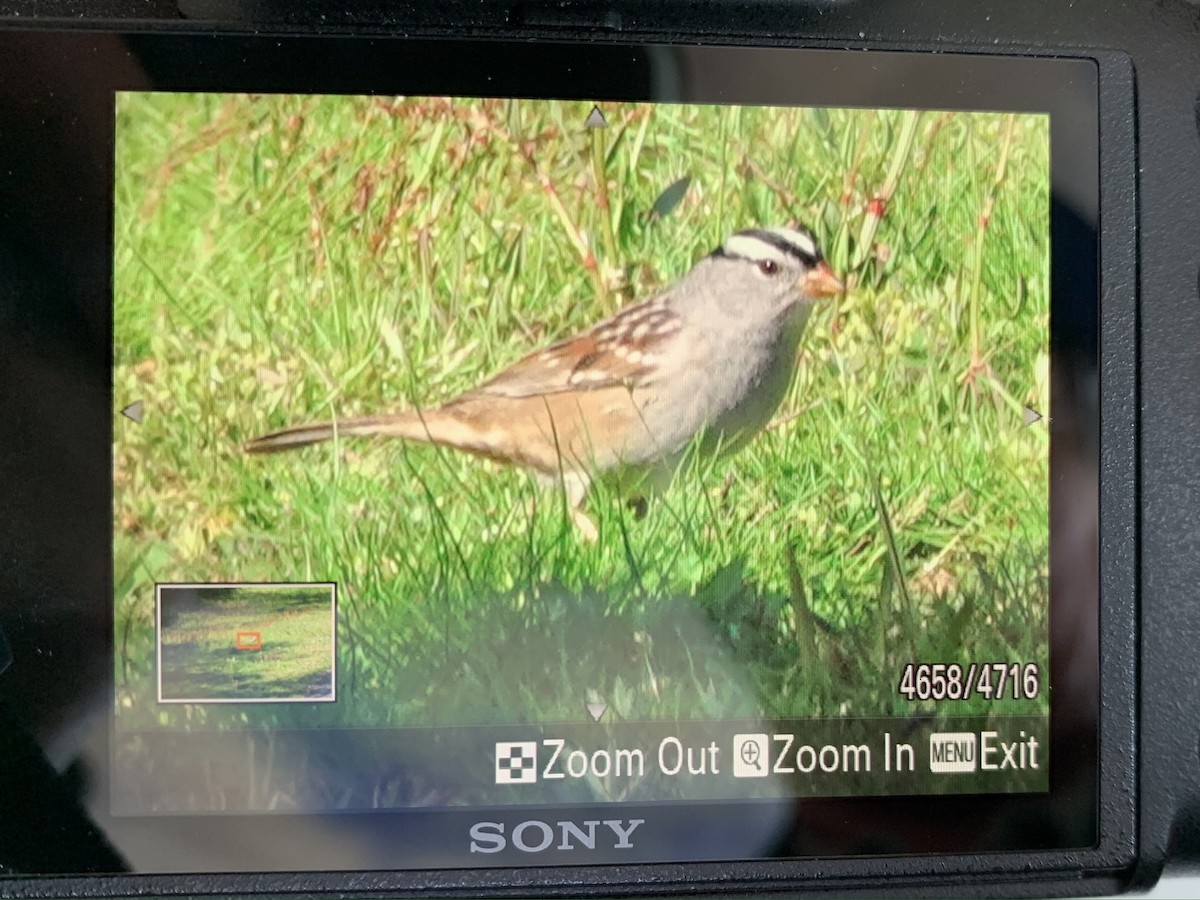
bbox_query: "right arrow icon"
[1022,407,1043,426]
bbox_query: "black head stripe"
[709,225,825,267]
[737,227,822,267]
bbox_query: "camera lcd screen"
[0,33,1101,879]
[115,91,1051,803]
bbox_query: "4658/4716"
[897,662,1041,702]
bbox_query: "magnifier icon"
[733,733,769,778]
[740,738,762,770]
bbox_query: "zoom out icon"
[495,741,539,784]
[733,733,769,778]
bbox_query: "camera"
[0,1,1196,896]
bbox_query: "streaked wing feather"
[467,297,680,399]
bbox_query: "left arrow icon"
[121,401,144,423]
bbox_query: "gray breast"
[702,303,813,454]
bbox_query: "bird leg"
[562,471,598,542]
[571,508,600,543]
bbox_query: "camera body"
[0,1,1197,897]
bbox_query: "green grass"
[158,585,335,701]
[113,94,1050,734]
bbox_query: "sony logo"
[469,818,645,854]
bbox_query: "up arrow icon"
[585,106,608,129]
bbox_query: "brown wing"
[437,385,659,476]
[466,296,681,399]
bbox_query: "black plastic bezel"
[0,24,1137,899]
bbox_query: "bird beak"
[801,261,844,298]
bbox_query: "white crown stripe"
[721,227,821,265]
[722,234,795,266]
[766,226,819,260]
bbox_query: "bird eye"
[757,259,779,276]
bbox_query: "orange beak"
[802,260,844,298]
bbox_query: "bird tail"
[244,411,456,455]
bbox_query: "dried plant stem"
[514,136,607,302]
[964,114,1018,382]
[829,115,875,273]
[590,125,619,276]
[852,110,922,271]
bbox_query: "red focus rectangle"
[235,631,263,651]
